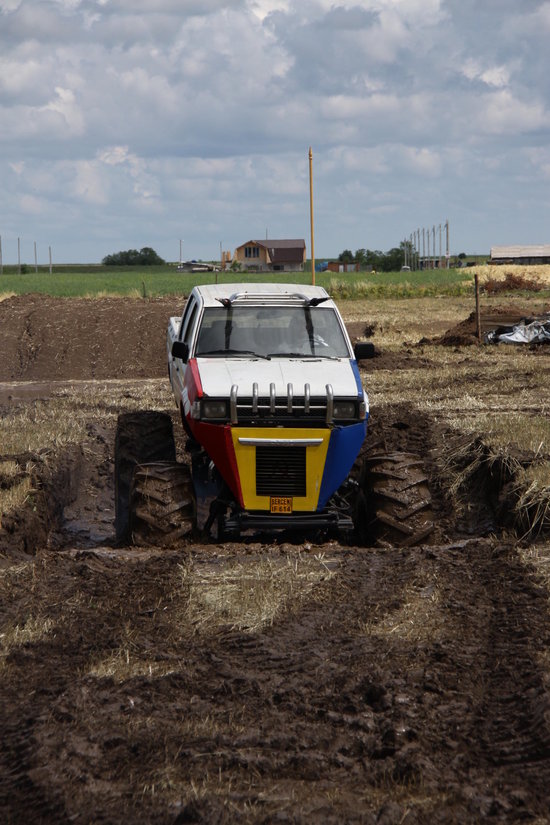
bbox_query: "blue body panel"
[317,418,368,510]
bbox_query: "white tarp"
[486,317,550,344]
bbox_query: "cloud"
[0,0,549,261]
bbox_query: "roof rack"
[217,292,328,307]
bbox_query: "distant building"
[490,245,550,264]
[233,239,306,272]
[327,261,360,273]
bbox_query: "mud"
[2,296,550,823]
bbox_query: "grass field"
[0,264,474,299]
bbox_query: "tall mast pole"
[309,147,315,285]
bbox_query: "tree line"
[102,247,165,266]
[338,245,406,272]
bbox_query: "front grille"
[236,396,329,423]
[256,446,306,496]
[229,382,336,425]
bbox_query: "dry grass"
[361,341,550,460]
[179,554,336,636]
[0,615,55,670]
[86,554,336,683]
[0,291,16,303]
[512,464,550,537]
[340,296,475,347]
[519,542,550,608]
[360,575,447,643]
[471,264,550,287]
[0,380,173,456]
[341,295,550,539]
[88,649,182,682]
[0,476,33,519]
[0,460,34,519]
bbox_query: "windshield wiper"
[267,351,318,358]
[198,348,271,360]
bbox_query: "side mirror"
[354,342,375,361]
[171,340,190,362]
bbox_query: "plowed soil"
[2,294,550,824]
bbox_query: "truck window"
[179,300,198,343]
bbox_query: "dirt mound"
[432,304,550,346]
[0,294,186,380]
[0,295,375,381]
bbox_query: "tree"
[102,247,165,266]
[338,249,354,263]
[384,246,404,272]
[354,248,367,267]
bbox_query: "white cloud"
[0,0,549,261]
[251,0,290,20]
[0,0,22,10]
[482,89,549,135]
[45,86,83,129]
[462,59,511,88]
[99,145,131,165]
[19,194,44,214]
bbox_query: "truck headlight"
[333,401,356,419]
[202,400,228,419]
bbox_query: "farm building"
[490,244,550,265]
[233,239,306,272]
[327,261,360,273]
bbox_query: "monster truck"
[114,284,433,546]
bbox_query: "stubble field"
[1,289,550,824]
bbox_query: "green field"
[0,264,474,299]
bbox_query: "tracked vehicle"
[114,284,433,546]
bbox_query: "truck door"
[173,298,199,409]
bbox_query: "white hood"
[196,357,360,398]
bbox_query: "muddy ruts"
[473,545,550,774]
[0,447,82,558]
[0,715,69,823]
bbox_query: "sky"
[1,0,550,264]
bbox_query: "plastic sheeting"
[485,317,550,344]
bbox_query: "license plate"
[270,496,292,514]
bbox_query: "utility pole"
[309,146,315,286]
[445,219,450,268]
[0,235,2,276]
[18,237,21,275]
[432,225,436,269]
[49,246,52,274]
[420,227,426,269]
[439,223,442,268]
[34,241,38,273]
[179,239,183,265]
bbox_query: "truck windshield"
[195,306,350,358]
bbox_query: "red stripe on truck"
[186,358,203,404]
[192,421,244,507]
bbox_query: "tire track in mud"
[471,546,550,776]
[162,541,550,821]
[2,542,550,822]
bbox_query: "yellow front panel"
[230,427,331,512]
